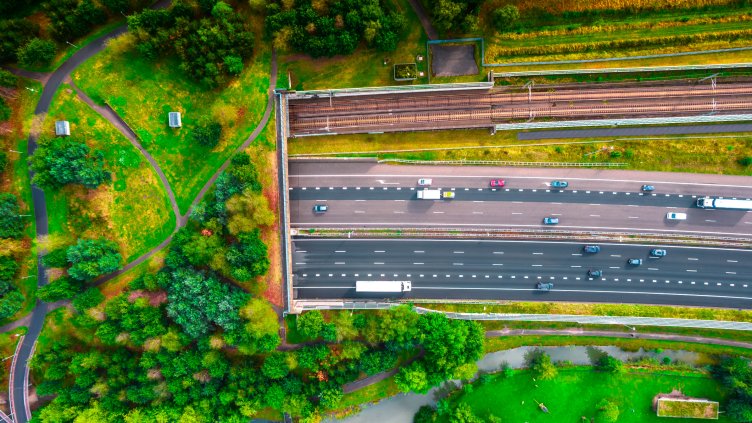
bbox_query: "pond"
[326,345,715,423]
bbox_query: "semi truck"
[696,197,752,210]
[356,281,412,293]
[417,189,441,200]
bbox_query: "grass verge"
[42,84,175,262]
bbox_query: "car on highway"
[543,217,559,225]
[313,204,328,213]
[418,178,432,186]
[587,269,602,278]
[627,258,643,266]
[551,180,569,189]
[490,179,505,188]
[583,245,601,254]
[650,249,667,257]
[666,212,687,221]
[642,185,655,192]
[536,282,554,291]
[442,191,455,199]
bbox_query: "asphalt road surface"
[292,239,752,309]
[287,79,752,135]
[289,162,752,236]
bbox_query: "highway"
[289,162,752,236]
[292,239,752,308]
[286,79,752,135]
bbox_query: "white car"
[418,178,432,186]
[666,212,687,221]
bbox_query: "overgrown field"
[41,85,175,262]
[72,35,271,213]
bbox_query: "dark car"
[543,217,559,225]
[313,204,328,213]
[551,180,569,189]
[641,185,655,192]
[587,269,602,278]
[627,258,643,266]
[583,245,601,254]
[650,249,667,257]
[536,282,554,291]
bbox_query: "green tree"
[395,362,429,393]
[598,355,624,374]
[432,0,463,33]
[66,238,122,281]
[597,399,620,423]
[318,387,342,409]
[414,405,438,423]
[262,352,290,380]
[0,256,18,282]
[0,290,23,319]
[0,69,17,87]
[223,55,243,75]
[225,229,270,281]
[527,349,557,380]
[493,5,519,32]
[72,287,104,312]
[0,98,10,121]
[192,122,223,148]
[37,276,84,302]
[0,193,24,239]
[17,38,56,67]
[31,138,111,189]
[226,192,275,234]
[296,310,324,339]
[450,402,482,423]
[739,156,752,167]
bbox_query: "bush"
[739,156,752,166]
[17,38,56,68]
[72,287,104,312]
[42,246,70,268]
[0,193,24,239]
[66,238,122,281]
[192,122,223,148]
[296,310,324,339]
[0,97,10,122]
[0,255,19,281]
[0,290,24,319]
[31,138,111,189]
[37,277,84,302]
[493,5,519,32]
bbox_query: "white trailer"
[696,197,752,210]
[356,281,412,292]
[417,189,441,199]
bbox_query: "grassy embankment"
[288,128,752,175]
[445,366,730,422]
[0,77,41,323]
[41,84,175,263]
[280,0,428,90]
[72,34,271,214]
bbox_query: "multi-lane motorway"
[287,79,752,135]
[293,239,752,308]
[289,161,752,236]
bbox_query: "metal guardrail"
[494,114,752,131]
[379,159,627,167]
[491,63,752,78]
[287,82,492,98]
[275,90,294,314]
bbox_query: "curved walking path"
[406,0,438,40]
[6,9,277,423]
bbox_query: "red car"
[490,179,505,188]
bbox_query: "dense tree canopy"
[31,138,111,189]
[0,193,24,239]
[66,238,122,281]
[715,357,752,422]
[265,0,406,57]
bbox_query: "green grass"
[448,367,730,422]
[485,336,752,357]
[284,314,311,344]
[72,37,271,214]
[41,84,175,262]
[289,129,752,175]
[328,377,401,419]
[0,327,28,394]
[280,0,428,90]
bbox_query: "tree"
[0,69,17,87]
[739,156,752,167]
[31,138,111,189]
[597,399,620,423]
[0,98,10,121]
[17,38,56,68]
[223,55,243,75]
[527,349,557,380]
[597,355,624,374]
[318,387,342,409]
[450,402,482,423]
[0,290,24,319]
[72,287,104,312]
[395,362,429,393]
[0,194,24,239]
[37,277,84,302]
[226,192,275,234]
[262,352,290,380]
[66,238,122,281]
[713,357,752,422]
[0,256,18,283]
[192,122,223,148]
[432,0,463,33]
[296,310,324,339]
[225,229,270,281]
[414,405,438,423]
[493,5,519,32]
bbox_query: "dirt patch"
[128,289,168,306]
[261,150,283,307]
[431,44,478,77]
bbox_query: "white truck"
[696,197,752,210]
[417,189,441,199]
[356,281,412,293]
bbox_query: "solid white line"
[335,262,345,265]
[374,250,385,253]
[532,264,543,267]
[533,252,543,255]
[686,269,697,272]
[413,262,424,265]
[727,260,738,263]
[648,268,659,271]
[335,250,346,253]
[687,257,698,260]
[414,250,425,253]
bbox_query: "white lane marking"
[532,252,543,255]
[295,262,306,265]
[355,199,366,202]
[334,262,345,265]
[335,250,346,253]
[374,250,385,253]
[589,215,600,217]
[394,211,405,214]
[297,250,307,253]
[433,211,445,214]
[413,262,424,265]
[687,258,698,261]
[414,250,424,253]
[628,216,639,219]
[686,269,697,272]
[374,262,384,265]
[493,251,504,254]
[354,211,365,214]
[454,251,464,254]
[571,253,582,256]
[609,266,620,269]
[532,264,543,267]
[453,263,464,266]
[727,260,738,263]
[726,271,737,275]
[473,200,484,203]
[472,212,484,214]
[705,219,717,223]
[610,254,621,258]
[512,212,523,215]
[570,265,581,268]
[648,268,659,271]
[493,263,504,266]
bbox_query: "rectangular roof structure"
[55,120,70,136]
[168,112,182,128]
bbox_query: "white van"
[666,212,687,220]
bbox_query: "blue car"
[642,185,655,192]
[551,180,569,189]
[583,245,601,254]
[543,217,559,225]
[650,249,667,257]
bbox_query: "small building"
[55,120,70,136]
[168,112,182,128]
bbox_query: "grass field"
[72,36,271,213]
[280,0,428,90]
[446,367,730,422]
[289,129,752,175]
[41,84,175,262]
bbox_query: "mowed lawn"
[41,85,175,262]
[450,368,730,422]
[72,37,271,213]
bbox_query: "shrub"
[0,194,24,239]
[66,238,122,281]
[17,38,56,68]
[72,287,105,312]
[0,290,24,319]
[0,256,19,282]
[739,156,752,166]
[493,5,520,32]
[42,246,70,268]
[37,277,84,302]
[0,98,11,121]
[192,122,223,148]
[31,138,111,189]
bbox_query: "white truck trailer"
[696,197,752,210]
[417,189,441,199]
[356,281,412,293]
